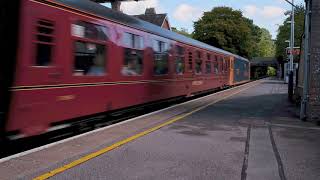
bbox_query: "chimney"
[145,8,156,15]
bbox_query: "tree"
[267,66,277,76]
[193,7,261,59]
[275,5,305,61]
[257,28,276,57]
[172,27,193,38]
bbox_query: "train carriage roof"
[50,0,249,62]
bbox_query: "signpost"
[286,47,301,56]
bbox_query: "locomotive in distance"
[0,0,250,140]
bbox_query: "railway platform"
[1,79,320,180]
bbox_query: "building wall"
[308,0,320,120]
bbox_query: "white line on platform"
[268,123,320,130]
[0,80,260,163]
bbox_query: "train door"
[229,57,235,85]
[186,49,194,77]
[185,49,194,96]
[173,44,185,79]
[0,1,21,136]
[18,2,64,86]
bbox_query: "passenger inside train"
[121,51,141,76]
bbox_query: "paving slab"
[246,127,280,180]
[273,126,320,180]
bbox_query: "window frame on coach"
[71,20,109,77]
[187,49,193,72]
[33,19,56,67]
[205,52,212,75]
[152,39,170,76]
[195,50,203,75]
[121,32,145,76]
[174,45,185,75]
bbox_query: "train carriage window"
[219,56,224,73]
[71,21,108,76]
[188,51,193,71]
[74,41,106,76]
[122,32,144,76]
[205,61,212,74]
[225,58,229,72]
[35,19,55,66]
[122,49,143,76]
[123,32,144,49]
[134,35,144,49]
[222,58,225,73]
[195,51,202,74]
[223,57,228,73]
[123,33,133,47]
[213,55,219,74]
[214,60,219,74]
[225,59,228,69]
[207,53,211,61]
[153,40,169,75]
[205,53,211,74]
[175,45,185,75]
[72,21,108,41]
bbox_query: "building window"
[72,21,108,76]
[121,49,143,76]
[74,41,106,76]
[35,19,55,66]
[123,32,144,49]
[195,51,202,74]
[153,40,169,75]
[175,45,185,75]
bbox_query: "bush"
[267,66,276,76]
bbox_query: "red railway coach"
[0,0,250,139]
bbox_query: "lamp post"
[289,0,295,101]
[284,40,290,83]
[284,0,295,101]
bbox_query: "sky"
[102,0,305,39]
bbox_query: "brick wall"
[308,0,320,120]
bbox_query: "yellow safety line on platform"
[33,82,259,180]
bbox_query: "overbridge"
[250,57,279,79]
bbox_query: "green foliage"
[275,5,305,61]
[258,28,276,57]
[172,27,193,38]
[193,7,262,59]
[267,66,277,76]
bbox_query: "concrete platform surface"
[1,79,320,180]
